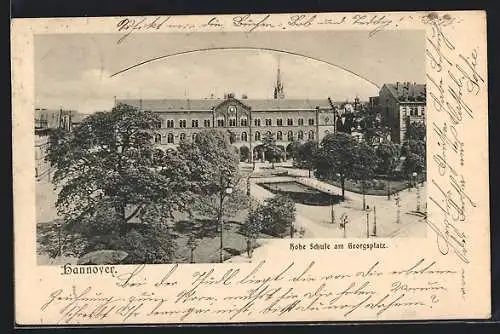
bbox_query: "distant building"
[35,108,73,132]
[368,96,379,110]
[34,108,75,181]
[118,66,338,162]
[70,112,87,128]
[378,82,426,143]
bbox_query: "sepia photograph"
[13,11,490,325]
[35,30,428,265]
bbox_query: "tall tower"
[273,58,285,99]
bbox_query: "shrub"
[259,195,296,238]
[373,180,386,190]
[82,224,175,264]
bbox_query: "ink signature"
[116,17,171,44]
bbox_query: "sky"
[35,30,425,114]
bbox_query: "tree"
[376,142,401,199]
[314,133,358,199]
[296,140,318,177]
[45,103,193,262]
[177,129,243,262]
[287,140,302,162]
[258,195,296,238]
[402,140,426,175]
[241,207,264,256]
[261,132,283,168]
[48,103,192,227]
[178,129,240,196]
[406,122,426,142]
[351,142,379,210]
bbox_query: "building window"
[266,131,272,138]
[241,132,248,141]
[308,118,315,126]
[154,120,162,129]
[255,131,261,141]
[166,120,174,128]
[180,133,186,141]
[308,130,315,140]
[229,118,237,127]
[276,118,283,126]
[204,119,211,127]
[298,118,304,126]
[191,120,199,128]
[265,118,272,126]
[240,117,248,127]
[298,130,304,140]
[167,133,174,143]
[154,133,161,143]
[287,131,293,141]
[217,118,225,127]
[287,118,293,126]
[179,120,187,128]
[192,133,198,141]
[254,118,261,126]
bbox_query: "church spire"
[273,57,285,99]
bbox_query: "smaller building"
[34,108,76,181]
[70,112,87,129]
[378,82,426,143]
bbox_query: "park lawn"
[171,221,273,263]
[36,217,274,265]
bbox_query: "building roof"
[383,83,426,103]
[117,98,332,112]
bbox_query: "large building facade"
[119,95,337,162]
[377,82,426,143]
[118,65,340,162]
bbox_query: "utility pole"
[372,206,377,237]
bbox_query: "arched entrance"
[239,146,250,162]
[253,145,265,162]
[286,143,298,161]
[277,145,286,162]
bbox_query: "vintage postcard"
[12,11,490,325]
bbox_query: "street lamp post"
[372,206,377,237]
[366,211,370,238]
[219,185,233,263]
[56,222,63,257]
[387,178,391,200]
[413,172,420,212]
[395,193,401,224]
[362,180,367,211]
[246,176,251,197]
[331,202,335,224]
